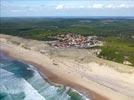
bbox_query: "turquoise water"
[0,52,89,100]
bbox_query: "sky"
[1,0,134,17]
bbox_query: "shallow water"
[0,52,89,100]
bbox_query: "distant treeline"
[1,17,134,40]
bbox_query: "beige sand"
[0,34,134,100]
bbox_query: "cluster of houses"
[50,33,103,48]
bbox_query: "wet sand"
[1,34,134,100]
[1,50,107,100]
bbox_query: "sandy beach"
[0,34,134,100]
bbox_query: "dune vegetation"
[1,17,134,66]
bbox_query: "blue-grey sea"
[0,51,89,100]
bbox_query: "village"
[49,33,103,48]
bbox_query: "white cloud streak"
[56,4,64,10]
[55,3,134,10]
[92,4,104,8]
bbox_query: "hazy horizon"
[1,16,134,19]
[1,0,134,17]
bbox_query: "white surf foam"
[0,68,46,100]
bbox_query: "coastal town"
[49,33,103,48]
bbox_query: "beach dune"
[0,34,134,100]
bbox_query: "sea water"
[0,52,89,100]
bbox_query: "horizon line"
[1,16,134,18]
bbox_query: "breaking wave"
[0,52,89,100]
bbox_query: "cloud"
[105,4,131,9]
[117,4,129,8]
[79,5,85,8]
[56,5,64,10]
[10,9,24,12]
[92,4,103,8]
[105,4,114,8]
[55,4,82,10]
[89,4,133,9]
[55,3,134,10]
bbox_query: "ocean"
[0,52,89,100]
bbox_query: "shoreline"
[1,50,107,100]
[1,34,134,100]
